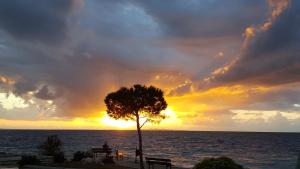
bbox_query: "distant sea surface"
[0,130,299,169]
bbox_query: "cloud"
[0,92,28,110]
[135,0,268,39]
[14,80,37,95]
[0,0,81,44]
[1,0,242,118]
[212,0,300,86]
[0,0,172,117]
[34,85,61,100]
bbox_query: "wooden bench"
[91,148,112,159]
[145,157,172,169]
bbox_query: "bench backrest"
[91,148,112,153]
[145,157,171,162]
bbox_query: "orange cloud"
[0,75,15,85]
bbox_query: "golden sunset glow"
[95,108,181,129]
[99,114,136,129]
[0,82,298,131]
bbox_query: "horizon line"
[0,128,299,134]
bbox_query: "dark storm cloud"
[135,0,269,38]
[34,85,61,100]
[14,80,37,95]
[0,0,78,44]
[0,36,171,117]
[216,0,300,85]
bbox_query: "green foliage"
[38,135,63,156]
[193,156,244,169]
[104,84,167,122]
[19,155,41,167]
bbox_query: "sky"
[0,0,300,132]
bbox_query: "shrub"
[19,155,41,167]
[85,151,93,158]
[72,151,86,161]
[38,135,63,156]
[102,156,115,164]
[193,156,244,169]
[53,151,65,163]
[38,135,65,163]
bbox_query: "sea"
[0,130,299,169]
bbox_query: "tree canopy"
[104,84,167,123]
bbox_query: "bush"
[53,152,65,163]
[102,156,115,164]
[73,151,85,161]
[19,155,41,167]
[38,135,63,156]
[38,135,65,163]
[72,151,93,161]
[85,151,93,158]
[193,156,244,169]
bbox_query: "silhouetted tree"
[105,84,167,169]
[38,135,63,156]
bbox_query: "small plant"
[193,156,244,169]
[72,151,85,161]
[19,155,41,167]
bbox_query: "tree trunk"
[136,115,145,169]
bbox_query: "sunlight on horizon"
[98,114,136,129]
[98,108,180,129]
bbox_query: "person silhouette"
[102,142,110,157]
[115,149,119,160]
[135,147,140,163]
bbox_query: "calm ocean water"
[0,130,299,169]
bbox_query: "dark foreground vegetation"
[193,156,244,169]
[18,134,248,169]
